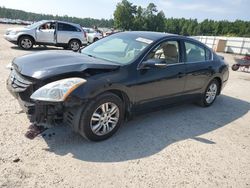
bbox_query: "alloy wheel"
[21,39,32,49]
[70,41,80,51]
[205,83,218,104]
[90,102,120,136]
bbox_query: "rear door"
[183,40,213,93]
[57,23,81,44]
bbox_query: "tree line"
[114,0,250,37]
[0,6,114,28]
[1,1,250,37]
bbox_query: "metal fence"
[193,36,250,55]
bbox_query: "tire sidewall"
[19,36,34,50]
[79,93,125,141]
[202,79,219,107]
[69,39,81,51]
[232,64,239,71]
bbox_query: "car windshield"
[25,21,45,29]
[81,33,152,64]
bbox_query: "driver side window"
[146,41,180,64]
[39,22,55,30]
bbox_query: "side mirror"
[140,58,167,69]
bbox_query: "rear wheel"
[18,36,34,50]
[198,79,219,107]
[77,92,124,141]
[68,39,81,52]
[93,38,99,42]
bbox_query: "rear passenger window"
[185,42,205,62]
[58,23,79,32]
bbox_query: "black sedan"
[7,31,229,141]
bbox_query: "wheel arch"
[213,77,222,95]
[95,89,132,120]
[17,34,35,44]
[68,38,82,45]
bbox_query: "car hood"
[7,27,28,32]
[12,51,120,80]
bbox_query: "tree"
[133,6,145,30]
[113,0,137,30]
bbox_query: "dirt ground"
[0,24,250,188]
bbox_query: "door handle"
[178,72,185,78]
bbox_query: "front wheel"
[78,92,124,141]
[18,36,34,50]
[198,79,219,107]
[68,39,81,52]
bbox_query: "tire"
[93,38,98,42]
[232,64,240,71]
[18,36,34,50]
[68,39,81,52]
[198,79,219,107]
[77,92,125,141]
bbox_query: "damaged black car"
[7,31,229,141]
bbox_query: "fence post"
[240,38,245,55]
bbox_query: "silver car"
[4,20,88,51]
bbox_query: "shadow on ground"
[11,46,63,51]
[42,95,250,162]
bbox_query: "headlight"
[30,78,86,102]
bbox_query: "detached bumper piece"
[25,124,47,140]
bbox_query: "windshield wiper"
[86,54,97,58]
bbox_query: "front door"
[36,22,56,44]
[134,40,186,106]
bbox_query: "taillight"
[83,31,87,38]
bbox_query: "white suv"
[82,27,103,43]
[4,20,88,51]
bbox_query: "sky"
[0,0,249,21]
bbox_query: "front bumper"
[4,34,18,44]
[7,76,83,128]
[6,76,35,119]
[6,70,85,128]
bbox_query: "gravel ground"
[0,24,250,188]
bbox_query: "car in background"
[6,31,229,141]
[4,20,88,51]
[103,29,121,37]
[82,27,103,43]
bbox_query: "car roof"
[120,31,178,41]
[40,20,81,27]
[116,31,209,48]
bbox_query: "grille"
[9,69,33,92]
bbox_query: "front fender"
[66,78,133,103]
